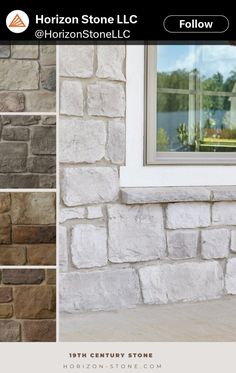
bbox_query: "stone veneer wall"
[0,192,56,265]
[0,269,56,342]
[59,45,236,313]
[0,44,56,112]
[0,115,56,188]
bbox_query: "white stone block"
[212,202,236,226]
[59,207,85,223]
[60,45,94,77]
[225,258,236,294]
[87,206,103,219]
[107,121,125,164]
[231,231,236,253]
[97,45,125,81]
[167,230,198,259]
[59,226,68,272]
[166,203,210,229]
[108,204,166,263]
[60,80,83,116]
[201,229,230,259]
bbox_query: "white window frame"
[120,45,236,187]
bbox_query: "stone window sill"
[121,186,236,204]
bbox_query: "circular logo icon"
[6,10,29,33]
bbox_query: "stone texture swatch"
[0,269,56,342]
[0,115,56,188]
[0,192,56,265]
[59,45,236,315]
[0,44,56,112]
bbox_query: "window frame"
[120,45,236,187]
[146,45,236,165]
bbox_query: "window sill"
[121,186,236,204]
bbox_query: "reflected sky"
[157,45,236,79]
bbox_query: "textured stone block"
[166,203,211,229]
[12,226,56,244]
[0,304,13,318]
[0,60,39,90]
[60,80,83,116]
[0,45,10,58]
[108,204,166,263]
[28,156,56,173]
[0,214,11,244]
[22,320,56,342]
[11,192,55,225]
[41,116,56,125]
[139,261,224,304]
[60,118,106,163]
[0,143,27,172]
[201,229,230,259]
[0,288,12,303]
[27,244,56,265]
[0,321,20,342]
[60,207,85,223]
[231,231,236,252]
[31,127,56,155]
[107,121,125,164]
[38,175,56,188]
[97,45,125,81]
[2,127,29,141]
[25,91,56,112]
[60,45,94,77]
[41,67,56,91]
[87,82,125,117]
[3,269,44,284]
[0,193,10,213]
[71,224,107,269]
[15,286,56,319]
[167,230,198,259]
[212,202,236,225]
[59,226,68,272]
[60,269,140,312]
[11,45,39,59]
[225,258,236,294]
[40,45,56,65]
[87,206,103,219]
[47,269,56,284]
[0,92,25,112]
[0,246,26,265]
[2,115,40,126]
[211,187,236,201]
[61,167,119,206]
[0,175,39,188]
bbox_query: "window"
[120,45,236,187]
[146,44,236,164]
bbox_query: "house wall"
[59,45,236,313]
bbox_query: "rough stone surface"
[87,82,125,117]
[12,226,56,244]
[60,207,85,223]
[2,127,29,141]
[41,67,56,91]
[97,45,125,81]
[27,244,56,265]
[0,287,12,303]
[61,167,119,206]
[71,224,107,269]
[40,45,56,65]
[47,269,56,285]
[167,230,198,259]
[60,118,106,163]
[11,193,55,225]
[0,304,13,318]
[87,206,103,219]
[121,187,211,204]
[107,121,125,164]
[201,229,230,259]
[108,204,166,263]
[31,127,56,155]
[60,80,83,116]
[59,226,68,272]
[60,45,94,77]
[28,156,56,174]
[22,320,56,342]
[0,193,10,213]
[60,269,140,312]
[166,203,211,229]
[0,45,10,58]
[14,286,56,319]
[3,269,44,284]
[211,187,236,201]
[212,202,236,226]
[231,231,236,252]
[0,60,39,90]
[0,143,27,173]
[0,321,20,342]
[25,91,56,112]
[0,246,26,265]
[11,45,39,59]
[0,92,24,112]
[139,262,224,304]
[225,258,236,294]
